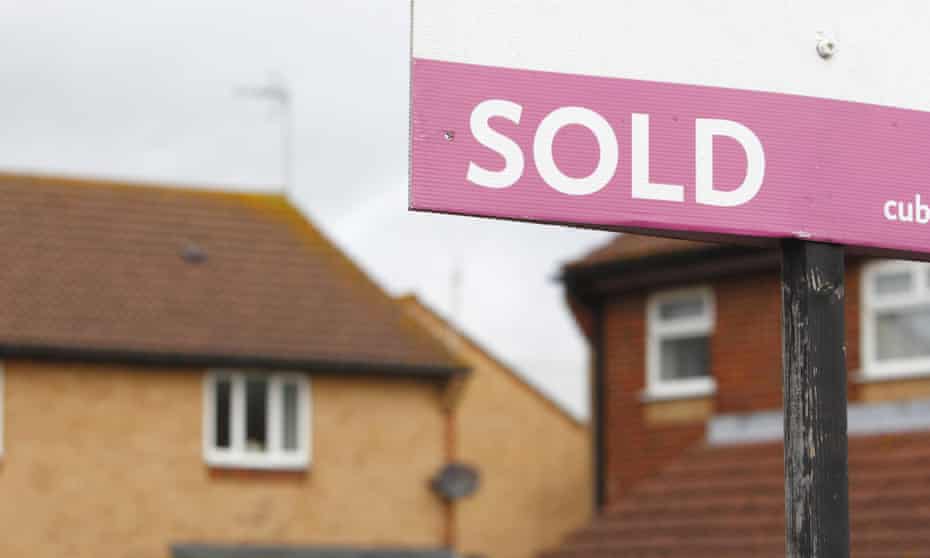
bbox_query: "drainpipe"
[440,372,467,550]
[592,303,607,511]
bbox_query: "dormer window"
[862,260,930,379]
[204,371,311,470]
[646,287,716,399]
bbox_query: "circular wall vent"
[431,462,480,501]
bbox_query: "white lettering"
[467,100,525,189]
[533,106,618,196]
[695,119,765,207]
[464,102,768,208]
[882,195,930,224]
[884,200,898,221]
[918,194,930,224]
[632,113,684,202]
[899,201,914,222]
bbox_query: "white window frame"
[646,287,716,400]
[861,260,930,380]
[203,370,311,470]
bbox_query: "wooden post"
[781,240,850,557]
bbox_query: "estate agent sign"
[410,0,930,259]
[410,2,930,557]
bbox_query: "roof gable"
[398,294,585,426]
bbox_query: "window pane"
[876,307,930,361]
[214,378,231,449]
[659,297,705,320]
[282,382,299,452]
[660,336,709,381]
[874,270,913,297]
[245,378,268,452]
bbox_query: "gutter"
[0,342,469,381]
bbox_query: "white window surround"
[860,260,930,381]
[645,287,717,400]
[203,370,311,471]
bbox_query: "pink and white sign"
[410,1,930,257]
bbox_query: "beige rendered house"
[0,172,591,558]
[0,173,467,558]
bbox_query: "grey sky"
[0,0,612,418]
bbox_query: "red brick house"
[548,234,930,556]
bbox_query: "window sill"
[854,368,930,384]
[205,455,310,472]
[639,383,716,403]
[207,466,308,481]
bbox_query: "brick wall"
[600,260,865,506]
[0,360,447,558]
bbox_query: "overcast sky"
[0,1,612,418]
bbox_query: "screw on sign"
[411,2,930,556]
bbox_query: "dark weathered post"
[781,240,850,557]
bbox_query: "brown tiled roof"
[567,234,719,270]
[542,431,930,557]
[0,172,463,376]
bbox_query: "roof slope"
[397,294,586,426]
[542,430,930,557]
[0,173,462,376]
